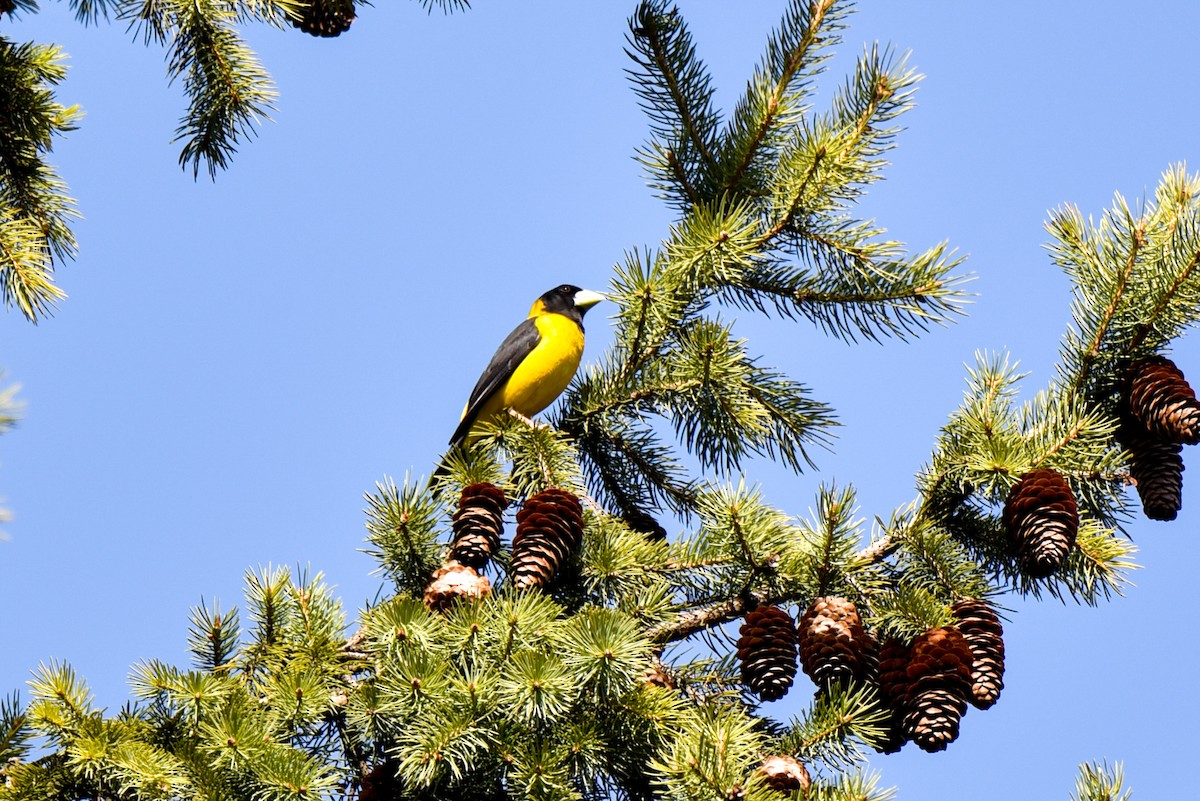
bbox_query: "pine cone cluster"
[756,755,811,795]
[797,596,873,689]
[1002,468,1078,577]
[511,488,585,589]
[870,622,992,754]
[289,0,355,38]
[736,605,799,702]
[1120,356,1197,521]
[951,598,1005,709]
[449,482,507,569]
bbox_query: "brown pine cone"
[756,755,811,795]
[289,0,355,38]
[858,629,881,687]
[950,598,1005,709]
[1126,356,1200,444]
[902,627,974,753]
[641,660,676,690]
[449,482,507,569]
[1002,468,1079,577]
[510,488,585,590]
[1120,416,1185,521]
[872,638,911,753]
[423,561,491,612]
[797,596,872,689]
[736,605,799,702]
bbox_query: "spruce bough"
[4,2,1195,799]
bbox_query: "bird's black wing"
[448,317,542,448]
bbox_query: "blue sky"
[2,1,1198,798]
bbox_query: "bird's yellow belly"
[500,319,584,416]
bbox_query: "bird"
[435,284,605,476]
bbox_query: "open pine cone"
[1126,356,1200,444]
[736,605,799,702]
[423,561,491,612]
[510,488,584,589]
[1120,414,1186,521]
[797,596,872,689]
[950,598,1005,709]
[449,482,507,569]
[902,627,974,753]
[1002,468,1078,577]
[756,755,811,795]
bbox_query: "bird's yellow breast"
[500,313,585,416]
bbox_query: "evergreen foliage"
[0,1,457,321]
[1070,761,1132,801]
[0,36,77,321]
[6,1,1194,799]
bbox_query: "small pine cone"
[873,638,911,754]
[1002,468,1079,578]
[621,508,667,541]
[449,482,507,569]
[950,599,1005,709]
[736,605,799,702]
[1120,417,1185,521]
[797,596,871,689]
[510,488,585,590]
[756,755,811,795]
[1126,356,1200,444]
[423,561,491,612]
[290,0,355,38]
[903,627,973,753]
[0,0,14,16]
[642,660,676,690]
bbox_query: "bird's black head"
[533,285,605,321]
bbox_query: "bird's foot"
[507,408,546,429]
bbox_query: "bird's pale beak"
[573,289,606,310]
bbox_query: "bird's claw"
[507,408,547,429]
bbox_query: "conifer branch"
[727,241,969,342]
[0,39,79,321]
[644,592,761,645]
[0,693,31,765]
[6,5,1181,800]
[781,686,886,771]
[719,0,841,197]
[417,0,473,13]
[627,1,721,208]
[1137,243,1200,351]
[1071,212,1142,399]
[66,0,120,25]
[168,1,277,179]
[1070,760,1132,801]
